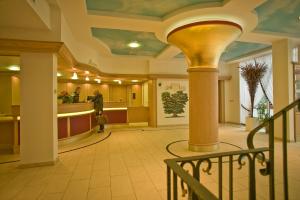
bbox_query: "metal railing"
[165,98,300,200]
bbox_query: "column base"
[189,143,219,152]
[18,158,58,168]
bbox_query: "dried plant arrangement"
[240,60,267,117]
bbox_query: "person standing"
[90,90,104,132]
[72,87,81,103]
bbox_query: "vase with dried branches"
[240,60,267,117]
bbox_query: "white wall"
[221,62,241,124]
[148,59,188,75]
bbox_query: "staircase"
[165,99,300,200]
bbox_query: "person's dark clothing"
[72,92,80,103]
[92,94,103,114]
[91,93,104,133]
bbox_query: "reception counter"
[0,103,149,153]
[57,103,95,140]
[0,103,97,153]
[103,106,149,124]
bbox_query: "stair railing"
[247,98,300,200]
[165,99,300,200]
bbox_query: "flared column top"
[167,20,242,68]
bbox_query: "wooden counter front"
[57,103,95,139]
[103,108,127,124]
[127,107,149,123]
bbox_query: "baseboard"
[18,158,59,168]
[224,121,244,126]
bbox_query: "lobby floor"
[0,124,299,200]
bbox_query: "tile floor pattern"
[0,124,299,200]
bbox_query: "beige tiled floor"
[0,124,299,200]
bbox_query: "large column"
[167,21,242,151]
[272,39,295,141]
[188,68,219,151]
[20,52,58,167]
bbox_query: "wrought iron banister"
[247,98,300,149]
[165,159,218,200]
[165,99,299,200]
[246,98,300,200]
[165,147,269,200]
[168,147,269,162]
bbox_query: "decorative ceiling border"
[0,38,231,81]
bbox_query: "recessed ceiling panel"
[91,28,168,56]
[221,41,270,61]
[254,0,300,38]
[86,0,224,18]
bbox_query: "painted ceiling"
[254,0,300,38]
[86,0,225,18]
[91,28,167,57]
[220,41,270,61]
[87,0,300,60]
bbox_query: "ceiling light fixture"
[85,70,89,74]
[118,80,122,84]
[85,76,90,81]
[131,80,138,82]
[8,65,20,71]
[71,72,78,80]
[128,41,141,48]
[57,72,62,77]
[94,78,101,83]
[113,79,120,82]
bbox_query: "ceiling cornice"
[0,38,231,80]
[0,38,63,54]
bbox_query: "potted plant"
[240,60,267,131]
[256,97,271,133]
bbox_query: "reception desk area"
[0,74,149,153]
[0,103,149,153]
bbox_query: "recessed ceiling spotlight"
[128,41,141,48]
[131,80,138,82]
[71,72,78,80]
[85,71,89,74]
[85,76,90,81]
[94,78,101,83]
[57,72,62,77]
[8,65,20,71]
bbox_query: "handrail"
[164,147,269,199]
[165,159,218,200]
[246,98,300,200]
[167,147,269,163]
[165,99,299,200]
[247,98,300,149]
